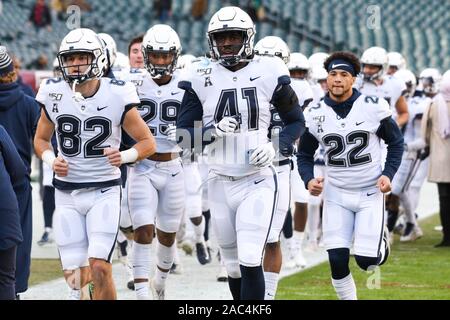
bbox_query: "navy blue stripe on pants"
[0,245,17,300]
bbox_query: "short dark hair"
[324,51,361,76]
[128,34,144,56]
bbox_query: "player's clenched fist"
[213,117,238,138]
[307,177,324,196]
[377,175,391,193]
[53,156,69,177]
[104,147,122,167]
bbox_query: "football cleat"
[216,266,228,282]
[37,230,53,246]
[150,279,165,300]
[169,263,183,275]
[196,242,211,265]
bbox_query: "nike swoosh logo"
[250,76,261,81]
[367,192,376,196]
[331,63,348,69]
[172,172,180,177]
[171,92,180,95]
[356,121,365,126]
[97,106,108,111]
[101,188,111,194]
[254,178,265,185]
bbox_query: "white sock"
[264,271,279,300]
[134,281,149,300]
[153,268,168,290]
[331,273,357,300]
[293,231,305,249]
[156,240,176,270]
[192,218,205,243]
[45,227,52,233]
[132,242,151,280]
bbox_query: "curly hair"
[0,70,18,84]
[324,51,361,76]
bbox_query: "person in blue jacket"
[0,125,27,300]
[0,45,40,297]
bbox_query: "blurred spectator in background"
[68,0,92,12]
[128,34,144,69]
[154,0,172,22]
[26,54,48,70]
[50,0,65,21]
[12,56,35,97]
[191,0,207,21]
[421,72,450,247]
[0,125,27,300]
[28,0,52,32]
[242,0,264,22]
[0,45,40,298]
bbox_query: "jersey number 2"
[323,131,372,167]
[56,115,112,157]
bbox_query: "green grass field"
[29,259,62,287]
[277,214,450,300]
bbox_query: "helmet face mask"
[143,46,178,78]
[207,7,255,67]
[360,47,388,82]
[57,28,106,85]
[57,48,103,84]
[142,24,181,79]
[362,63,383,81]
[208,29,252,67]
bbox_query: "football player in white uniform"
[123,24,185,300]
[176,7,305,300]
[387,52,406,76]
[388,69,441,242]
[33,28,155,300]
[254,36,312,299]
[356,47,409,127]
[298,52,404,300]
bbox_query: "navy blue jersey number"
[214,87,259,131]
[56,115,112,157]
[323,131,371,167]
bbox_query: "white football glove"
[214,117,238,138]
[249,142,276,168]
[165,124,177,142]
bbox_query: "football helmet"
[207,6,255,67]
[176,54,196,69]
[288,52,310,71]
[98,32,117,69]
[142,24,181,78]
[395,69,417,98]
[57,28,107,84]
[52,57,62,77]
[113,51,130,71]
[308,52,329,69]
[387,52,406,70]
[360,46,388,81]
[419,68,441,95]
[254,36,290,64]
[310,66,328,82]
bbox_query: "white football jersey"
[305,94,392,189]
[183,55,291,176]
[36,77,140,189]
[403,95,431,144]
[355,75,406,118]
[123,68,182,153]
